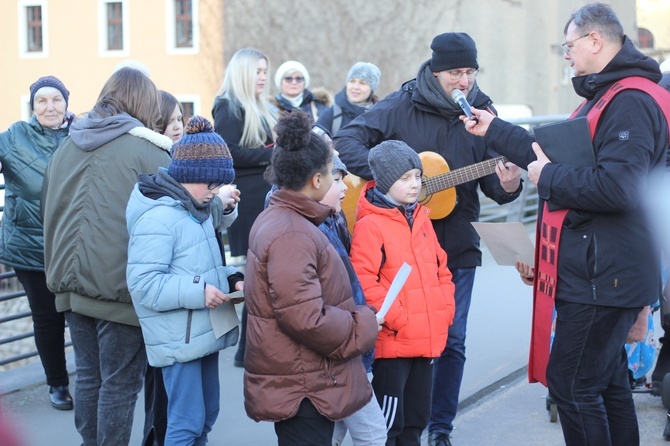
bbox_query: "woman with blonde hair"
[212,48,277,368]
[212,48,277,259]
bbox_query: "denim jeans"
[162,352,220,446]
[15,269,69,387]
[428,267,476,435]
[66,311,147,446]
[547,301,641,446]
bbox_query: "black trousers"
[15,268,68,387]
[143,365,168,446]
[274,398,334,446]
[547,301,641,446]
[372,357,434,446]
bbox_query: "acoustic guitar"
[342,151,507,233]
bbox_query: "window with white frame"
[166,0,199,55]
[18,0,48,58]
[98,0,129,56]
[176,95,201,123]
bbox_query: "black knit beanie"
[429,32,479,72]
[368,140,423,194]
[168,116,235,185]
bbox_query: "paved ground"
[2,244,669,445]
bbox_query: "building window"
[166,0,199,54]
[26,6,43,52]
[175,95,200,123]
[98,0,129,56]
[107,2,123,50]
[638,28,654,49]
[181,101,194,123]
[175,0,192,48]
[18,0,48,58]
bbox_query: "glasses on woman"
[448,69,478,81]
[207,182,225,191]
[283,76,305,84]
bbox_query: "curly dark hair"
[265,110,332,191]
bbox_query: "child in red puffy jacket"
[350,140,456,445]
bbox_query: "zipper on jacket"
[185,310,193,344]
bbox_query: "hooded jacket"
[0,115,71,270]
[271,87,333,121]
[334,66,520,270]
[42,113,172,326]
[243,188,378,422]
[350,182,455,359]
[126,177,240,367]
[485,36,669,308]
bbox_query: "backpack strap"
[331,103,343,135]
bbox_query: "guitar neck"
[424,156,507,194]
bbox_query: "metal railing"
[0,114,564,369]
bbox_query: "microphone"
[451,89,478,121]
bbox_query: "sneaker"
[428,431,452,446]
[664,413,670,441]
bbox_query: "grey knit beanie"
[429,32,479,72]
[346,62,381,93]
[368,140,422,194]
[332,155,347,177]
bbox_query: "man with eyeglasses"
[335,32,522,446]
[463,3,669,445]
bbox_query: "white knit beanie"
[275,61,310,89]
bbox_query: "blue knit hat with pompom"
[168,116,235,185]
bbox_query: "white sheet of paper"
[377,262,412,320]
[210,298,240,339]
[471,222,535,267]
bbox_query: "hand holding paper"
[376,262,412,320]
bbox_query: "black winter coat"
[272,88,330,122]
[334,81,520,270]
[212,97,274,256]
[485,37,668,308]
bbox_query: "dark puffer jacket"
[271,87,332,121]
[485,36,669,308]
[0,115,71,270]
[334,79,521,270]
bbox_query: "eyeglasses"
[207,182,225,191]
[283,76,305,84]
[562,34,590,54]
[448,69,478,81]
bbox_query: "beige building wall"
[2,1,665,129]
[0,0,224,128]
[638,0,670,58]
[223,0,642,117]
